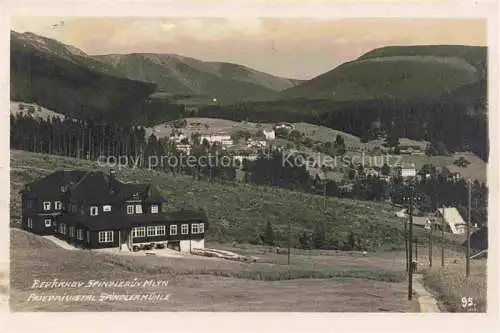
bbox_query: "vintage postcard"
[0,0,498,332]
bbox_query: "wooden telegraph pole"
[323,181,327,210]
[414,236,418,262]
[441,204,445,267]
[408,189,414,301]
[402,182,421,301]
[404,218,409,272]
[287,218,291,265]
[428,220,433,268]
[466,179,471,277]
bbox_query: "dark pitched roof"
[67,171,167,204]
[464,227,488,251]
[21,170,88,198]
[68,172,121,204]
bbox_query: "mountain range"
[10,30,487,126]
[11,31,302,106]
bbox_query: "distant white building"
[176,144,192,155]
[436,207,467,235]
[274,123,295,131]
[199,133,233,146]
[170,133,187,144]
[247,139,267,148]
[398,164,417,178]
[233,154,259,165]
[263,129,276,140]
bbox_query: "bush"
[453,157,471,168]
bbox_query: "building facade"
[20,170,208,252]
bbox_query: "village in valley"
[6,17,489,314]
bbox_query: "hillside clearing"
[10,149,407,250]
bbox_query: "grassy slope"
[10,150,406,251]
[10,228,420,311]
[278,45,485,102]
[279,57,478,101]
[357,45,487,71]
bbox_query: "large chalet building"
[20,170,207,252]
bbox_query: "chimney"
[108,169,116,193]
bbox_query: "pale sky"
[11,18,486,79]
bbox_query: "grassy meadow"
[10,149,408,251]
[10,228,419,311]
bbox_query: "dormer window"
[151,205,159,214]
[43,202,51,211]
[90,206,98,216]
[55,201,62,210]
[135,205,143,214]
[127,205,134,215]
[60,186,66,193]
[103,205,112,212]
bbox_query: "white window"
[170,225,177,235]
[27,217,33,229]
[76,229,83,240]
[135,205,143,214]
[86,230,90,243]
[43,201,51,211]
[103,205,112,212]
[69,226,75,238]
[181,224,188,235]
[199,223,205,233]
[151,205,159,214]
[90,206,98,216]
[55,201,62,210]
[147,225,166,236]
[44,219,52,227]
[127,205,134,215]
[98,231,113,243]
[59,223,66,234]
[156,225,166,236]
[132,227,146,238]
[192,224,199,234]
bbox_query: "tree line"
[11,112,488,234]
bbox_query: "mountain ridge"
[92,53,303,103]
[277,44,486,102]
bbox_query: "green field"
[11,149,407,251]
[10,228,420,312]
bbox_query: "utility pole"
[323,181,327,210]
[403,218,409,271]
[402,182,420,301]
[414,236,418,261]
[408,190,414,300]
[466,179,471,277]
[441,204,445,267]
[287,219,291,265]
[428,223,433,268]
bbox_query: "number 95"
[461,297,473,308]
